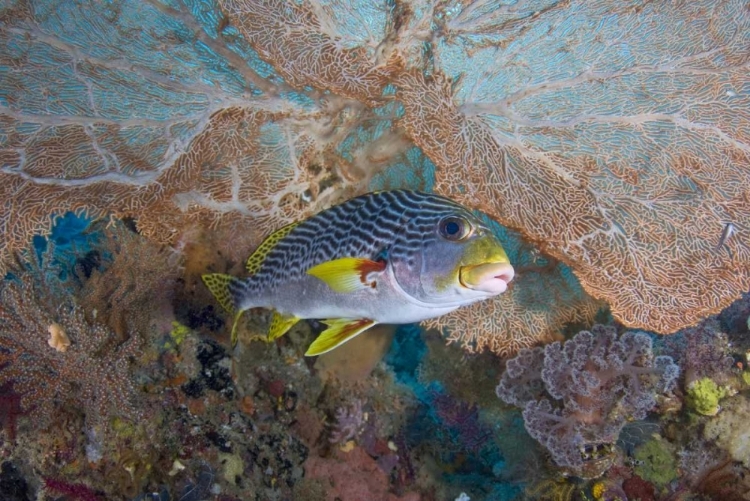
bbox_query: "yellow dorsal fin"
[268,312,300,341]
[305,318,376,356]
[307,257,386,293]
[246,221,300,274]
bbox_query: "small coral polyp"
[47,322,70,352]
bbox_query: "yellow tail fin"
[202,273,246,348]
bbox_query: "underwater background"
[0,0,749,499]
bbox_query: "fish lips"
[459,262,515,294]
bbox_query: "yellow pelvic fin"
[305,318,376,356]
[268,312,300,342]
[202,273,240,313]
[246,221,299,274]
[306,257,386,293]
[230,310,245,348]
[202,273,247,349]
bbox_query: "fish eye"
[438,216,471,241]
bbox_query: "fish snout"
[459,262,515,294]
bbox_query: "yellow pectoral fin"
[268,312,300,341]
[305,318,377,356]
[307,257,386,293]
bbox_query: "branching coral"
[497,325,679,477]
[74,222,181,339]
[0,269,142,428]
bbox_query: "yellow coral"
[591,481,606,500]
[525,478,577,501]
[47,323,70,352]
[169,321,191,347]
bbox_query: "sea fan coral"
[1,0,748,355]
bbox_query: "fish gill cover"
[0,0,748,354]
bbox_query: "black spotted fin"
[201,273,248,348]
[305,318,377,356]
[246,221,299,274]
[307,257,386,293]
[268,311,300,341]
[202,222,300,348]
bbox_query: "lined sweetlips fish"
[202,190,514,356]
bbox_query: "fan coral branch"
[398,60,750,334]
[220,0,403,104]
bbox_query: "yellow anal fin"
[268,311,300,342]
[305,318,376,356]
[246,221,299,274]
[307,257,386,293]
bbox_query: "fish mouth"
[459,262,515,294]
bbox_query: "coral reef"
[0,1,749,499]
[662,319,736,388]
[305,446,420,501]
[428,388,493,454]
[329,398,367,445]
[42,477,102,501]
[686,377,731,417]
[74,222,181,340]
[497,325,679,477]
[0,215,747,499]
[0,383,24,441]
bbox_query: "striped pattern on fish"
[203,190,515,355]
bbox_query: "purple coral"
[663,320,735,386]
[497,325,678,474]
[329,399,367,444]
[430,389,493,452]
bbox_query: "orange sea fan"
[399,68,750,335]
[2,0,748,358]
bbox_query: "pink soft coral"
[497,325,679,476]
